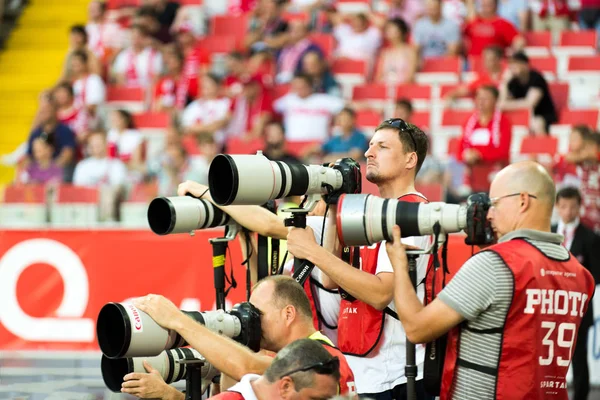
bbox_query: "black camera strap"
[258,201,278,280]
[338,246,360,302]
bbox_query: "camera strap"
[338,246,360,302]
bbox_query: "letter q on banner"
[0,239,94,342]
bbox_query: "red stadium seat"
[558,109,599,127]
[286,141,321,158]
[525,31,552,47]
[395,84,432,102]
[210,15,249,44]
[548,82,569,112]
[529,56,557,75]
[567,55,600,72]
[56,185,99,203]
[468,56,507,74]
[411,111,431,130]
[198,35,236,55]
[447,136,460,155]
[133,112,170,129]
[225,138,265,155]
[520,136,558,155]
[420,57,461,73]
[356,109,382,129]
[331,58,368,75]
[182,136,200,155]
[128,182,159,202]
[309,33,336,59]
[505,109,531,127]
[416,183,444,202]
[441,110,471,127]
[559,31,598,47]
[107,86,145,102]
[352,84,387,101]
[3,184,45,203]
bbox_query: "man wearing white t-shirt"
[332,13,382,63]
[287,119,433,399]
[274,73,345,143]
[112,24,163,87]
[86,1,124,60]
[71,50,106,134]
[73,131,127,188]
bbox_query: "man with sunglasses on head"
[131,276,355,399]
[386,161,595,400]
[287,119,432,399]
[209,338,340,400]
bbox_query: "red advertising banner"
[0,229,476,350]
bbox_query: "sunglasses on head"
[383,118,417,152]
[278,357,340,379]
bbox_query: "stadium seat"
[225,138,265,155]
[447,136,460,156]
[352,84,389,110]
[210,15,248,45]
[416,183,444,202]
[0,184,47,227]
[133,112,170,129]
[441,109,471,127]
[356,109,382,133]
[439,84,474,109]
[50,185,99,227]
[395,84,432,109]
[558,109,599,127]
[559,30,598,48]
[529,56,557,81]
[520,136,558,155]
[199,35,236,56]
[309,33,336,59]
[286,141,321,158]
[416,57,461,85]
[524,31,552,56]
[435,110,471,158]
[332,58,368,98]
[564,56,600,107]
[554,31,598,77]
[106,86,146,113]
[505,109,531,127]
[411,111,431,130]
[121,182,159,228]
[548,82,570,113]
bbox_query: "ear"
[283,305,296,326]
[405,151,418,171]
[520,193,531,212]
[277,376,295,399]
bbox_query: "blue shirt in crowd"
[322,129,369,155]
[27,123,77,159]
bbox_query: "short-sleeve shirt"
[463,16,519,56]
[413,16,461,58]
[322,129,368,155]
[507,69,557,124]
[27,124,77,160]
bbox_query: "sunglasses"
[383,118,417,152]
[278,357,340,379]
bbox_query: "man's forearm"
[164,385,185,400]
[307,246,393,310]
[173,314,271,381]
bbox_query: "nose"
[364,145,373,159]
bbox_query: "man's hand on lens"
[286,226,319,260]
[385,225,419,273]
[121,360,177,399]
[177,180,208,198]
[134,294,183,331]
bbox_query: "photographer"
[177,181,342,344]
[125,276,355,399]
[209,338,340,400]
[286,119,433,399]
[386,161,595,399]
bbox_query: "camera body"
[323,157,362,204]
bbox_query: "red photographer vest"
[337,193,429,356]
[440,238,595,400]
[210,392,245,399]
[311,331,357,395]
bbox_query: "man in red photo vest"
[287,119,433,399]
[129,276,355,399]
[386,161,596,400]
[210,338,339,400]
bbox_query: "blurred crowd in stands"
[1,0,599,233]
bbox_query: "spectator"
[497,0,529,30]
[135,6,172,44]
[86,0,123,63]
[60,25,101,82]
[457,85,512,192]
[53,82,86,142]
[228,0,260,16]
[274,73,345,143]
[192,133,220,175]
[275,20,322,84]
[500,51,557,135]
[442,0,469,25]
[415,138,447,187]
[151,143,209,196]
[413,0,461,59]
[181,74,232,146]
[463,0,525,57]
[107,110,145,174]
[223,51,248,98]
[318,107,368,162]
[373,0,425,29]
[445,45,504,102]
[145,0,180,30]
[333,12,382,69]
[374,18,416,84]
[394,97,414,121]
[552,125,592,189]
[247,49,276,88]
[579,0,600,48]
[112,24,164,87]
[300,50,341,97]
[20,134,64,185]
[576,131,600,234]
[153,45,197,112]
[73,131,127,188]
[226,75,274,141]
[71,50,105,135]
[26,99,77,182]
[245,0,289,52]
[262,121,302,164]
[530,0,571,39]
[175,23,205,84]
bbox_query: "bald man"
[385,161,595,400]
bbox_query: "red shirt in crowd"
[227,91,274,136]
[463,16,519,56]
[578,158,600,234]
[467,73,502,95]
[153,74,198,110]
